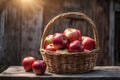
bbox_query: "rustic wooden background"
[0,0,119,68]
[115,12,120,65]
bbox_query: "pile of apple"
[22,56,46,75]
[44,28,95,53]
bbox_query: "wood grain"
[1,66,120,80]
[0,1,21,65]
[0,1,43,65]
[20,5,43,63]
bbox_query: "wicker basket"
[40,12,100,74]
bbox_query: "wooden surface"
[0,66,120,80]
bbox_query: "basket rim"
[40,48,100,56]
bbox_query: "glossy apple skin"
[22,57,36,72]
[64,28,82,43]
[45,44,57,51]
[84,49,90,52]
[32,60,46,75]
[82,36,87,41]
[53,33,68,49]
[82,36,95,50]
[44,34,53,48]
[68,40,83,52]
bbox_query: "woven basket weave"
[40,12,100,74]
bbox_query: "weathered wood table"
[0,66,120,80]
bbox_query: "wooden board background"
[0,0,43,65]
[0,0,110,66]
[115,12,120,65]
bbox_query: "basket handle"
[40,12,99,49]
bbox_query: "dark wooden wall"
[0,0,110,66]
[114,0,120,65]
[115,12,120,65]
[0,0,43,65]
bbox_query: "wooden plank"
[115,12,120,65]
[20,5,43,61]
[94,0,109,65]
[0,1,22,65]
[114,0,120,12]
[0,0,10,14]
[109,0,115,65]
[0,8,5,64]
[0,66,120,80]
[114,0,120,66]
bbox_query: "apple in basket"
[22,56,36,72]
[53,33,68,49]
[32,60,46,75]
[68,40,84,52]
[84,49,90,52]
[45,44,57,51]
[82,36,95,50]
[64,28,82,43]
[44,34,53,48]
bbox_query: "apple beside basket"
[40,12,100,74]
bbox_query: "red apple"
[68,40,83,52]
[22,56,36,72]
[84,49,90,52]
[32,60,46,75]
[82,36,87,41]
[45,44,57,51]
[44,34,53,48]
[53,33,68,49]
[82,36,95,50]
[64,28,82,42]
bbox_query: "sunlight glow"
[17,0,43,12]
[20,0,34,4]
